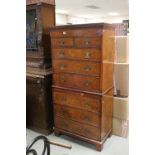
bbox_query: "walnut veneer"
[50,23,115,151]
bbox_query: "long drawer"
[55,116,101,140]
[53,88,101,114]
[74,37,100,48]
[52,38,74,47]
[52,59,100,76]
[52,48,101,61]
[50,28,102,37]
[54,104,100,127]
[53,73,100,92]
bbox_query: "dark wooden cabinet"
[26,0,55,69]
[50,23,115,151]
[26,74,53,134]
[26,0,55,134]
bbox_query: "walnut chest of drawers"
[50,23,115,151]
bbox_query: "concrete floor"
[26,129,128,155]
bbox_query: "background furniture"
[26,74,53,134]
[26,0,55,134]
[50,23,115,151]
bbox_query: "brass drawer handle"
[84,128,91,135]
[58,39,65,45]
[37,79,41,84]
[59,51,65,58]
[84,80,91,86]
[85,52,91,59]
[84,65,92,71]
[61,79,66,82]
[62,109,69,117]
[84,39,91,45]
[85,41,90,45]
[60,96,67,102]
[84,116,91,122]
[60,64,66,70]
[84,102,90,107]
[60,76,66,82]
[62,109,67,115]
[62,123,68,128]
[62,31,67,35]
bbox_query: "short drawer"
[75,37,100,48]
[50,28,101,37]
[52,48,101,61]
[54,104,100,127]
[53,88,101,114]
[51,38,74,47]
[51,30,74,37]
[53,73,100,92]
[52,59,100,76]
[55,116,101,140]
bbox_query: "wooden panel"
[75,37,101,48]
[52,48,101,61]
[53,88,101,114]
[101,29,115,92]
[52,59,100,76]
[53,73,100,92]
[50,28,102,37]
[26,75,53,134]
[41,5,55,32]
[102,30,115,62]
[26,2,55,68]
[51,38,74,47]
[55,116,101,140]
[101,89,113,139]
[101,63,114,92]
[50,24,115,151]
[54,104,100,127]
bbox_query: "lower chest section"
[53,88,102,140]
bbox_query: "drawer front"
[51,30,74,37]
[75,37,100,47]
[52,48,100,61]
[53,59,100,76]
[51,38,74,47]
[53,73,100,92]
[51,28,101,37]
[53,89,101,114]
[55,116,101,140]
[54,104,100,127]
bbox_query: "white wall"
[67,16,87,24]
[56,13,128,25]
[56,13,68,25]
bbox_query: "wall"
[56,13,129,25]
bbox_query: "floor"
[26,129,129,155]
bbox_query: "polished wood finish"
[52,59,100,76]
[52,38,74,47]
[50,28,102,37]
[53,73,100,92]
[50,23,115,151]
[74,37,101,48]
[54,104,100,127]
[55,116,100,141]
[52,48,101,61]
[53,88,101,114]
[51,37,100,48]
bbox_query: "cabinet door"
[26,9,38,51]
